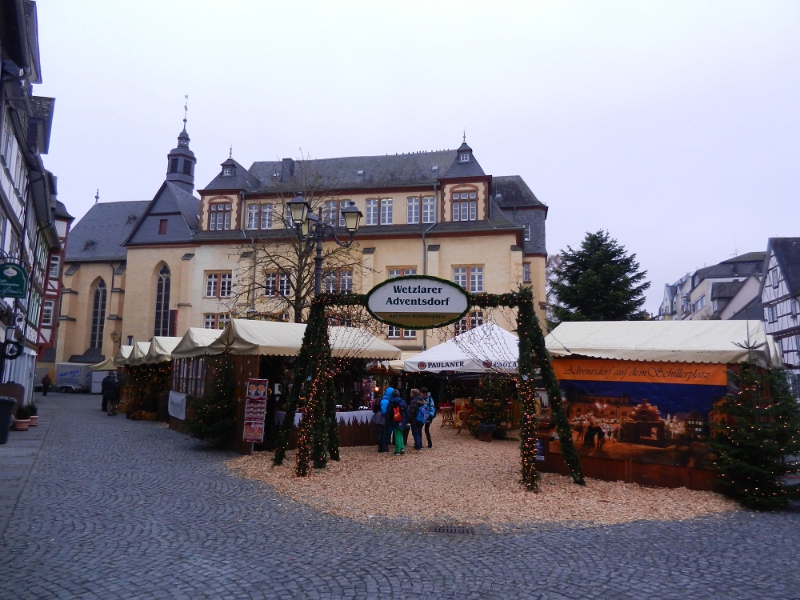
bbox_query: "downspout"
[421,183,439,350]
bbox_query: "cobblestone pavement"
[1,393,799,600]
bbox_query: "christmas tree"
[710,363,800,510]
[187,357,237,445]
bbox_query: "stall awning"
[205,319,402,360]
[113,345,132,366]
[124,342,151,366]
[142,336,183,364]
[545,320,782,368]
[90,357,117,371]
[404,323,519,373]
[171,328,224,359]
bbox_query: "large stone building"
[1,0,67,401]
[57,129,548,362]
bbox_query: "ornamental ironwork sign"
[0,263,28,298]
[365,274,470,329]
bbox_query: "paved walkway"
[1,393,799,599]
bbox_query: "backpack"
[392,405,402,423]
[416,403,428,423]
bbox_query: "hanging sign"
[0,263,28,299]
[242,378,269,443]
[366,275,470,329]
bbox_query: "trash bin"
[0,396,16,445]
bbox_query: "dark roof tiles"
[770,238,800,296]
[65,201,149,262]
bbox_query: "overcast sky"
[34,0,799,313]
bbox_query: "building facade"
[760,238,800,395]
[57,135,549,361]
[1,0,65,401]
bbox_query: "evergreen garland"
[709,363,800,509]
[186,355,237,445]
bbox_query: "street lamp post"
[286,194,362,295]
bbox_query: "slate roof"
[442,147,486,179]
[167,182,200,232]
[491,176,545,208]
[693,252,764,286]
[54,200,73,220]
[770,237,800,296]
[729,296,763,321]
[245,150,461,192]
[711,281,744,300]
[28,96,54,153]
[203,158,261,192]
[65,201,149,262]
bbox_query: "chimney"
[280,158,295,182]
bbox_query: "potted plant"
[13,404,31,431]
[27,401,38,426]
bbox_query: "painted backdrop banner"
[552,359,727,387]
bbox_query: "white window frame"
[278,272,290,296]
[453,266,483,292]
[365,199,378,226]
[264,272,277,296]
[380,198,393,225]
[205,272,232,298]
[49,255,60,279]
[247,204,259,229]
[209,203,231,231]
[387,325,401,339]
[205,273,218,297]
[523,263,531,283]
[324,200,338,225]
[524,225,531,241]
[460,153,469,162]
[260,204,273,229]
[42,299,55,326]
[407,197,420,224]
[422,196,435,224]
[339,200,354,227]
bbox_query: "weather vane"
[183,94,188,128]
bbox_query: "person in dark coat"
[41,374,52,396]
[101,372,120,415]
[407,388,426,451]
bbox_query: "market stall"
[542,320,782,489]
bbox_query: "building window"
[324,201,338,225]
[154,265,172,336]
[209,203,231,230]
[422,196,435,224]
[204,313,230,329]
[524,225,531,241]
[278,272,291,296]
[182,159,193,175]
[380,198,393,224]
[772,269,780,288]
[42,300,55,327]
[389,267,417,279]
[264,273,277,296]
[387,325,401,339]
[407,197,420,224]
[692,295,706,313]
[247,204,273,230]
[170,158,179,173]
[523,263,531,283]
[48,255,60,279]
[386,268,417,338]
[365,199,378,225]
[767,305,777,323]
[159,219,168,235]
[455,310,484,335]
[222,166,233,176]
[792,299,799,319]
[90,280,107,348]
[205,272,232,298]
[324,270,353,294]
[452,191,477,222]
[453,266,483,292]
[460,153,469,162]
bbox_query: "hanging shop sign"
[242,378,269,443]
[366,275,470,329]
[0,263,28,299]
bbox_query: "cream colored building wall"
[123,246,197,342]
[441,181,489,221]
[56,262,126,363]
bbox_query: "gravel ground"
[231,418,738,528]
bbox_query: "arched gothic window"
[154,265,172,336]
[90,280,107,348]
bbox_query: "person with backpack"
[407,388,427,451]
[387,389,407,455]
[420,387,436,449]
[372,386,394,453]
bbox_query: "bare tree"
[224,154,374,323]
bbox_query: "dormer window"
[126,215,137,225]
[452,191,477,222]
[222,166,233,177]
[460,153,470,162]
[84,240,97,251]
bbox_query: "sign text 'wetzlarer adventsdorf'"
[366,275,470,329]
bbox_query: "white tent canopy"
[171,328,224,359]
[113,345,132,366]
[545,320,782,368]
[123,342,151,366]
[205,319,402,360]
[91,357,117,371]
[142,336,183,364]
[404,323,519,373]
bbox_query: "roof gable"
[125,182,199,246]
[769,238,800,295]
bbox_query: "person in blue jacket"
[420,387,436,449]
[375,386,394,453]
[387,389,407,455]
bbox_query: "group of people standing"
[372,387,436,455]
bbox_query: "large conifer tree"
[551,230,650,322]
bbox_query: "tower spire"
[183,95,188,131]
[229,144,233,159]
[463,128,466,143]
[95,189,99,204]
